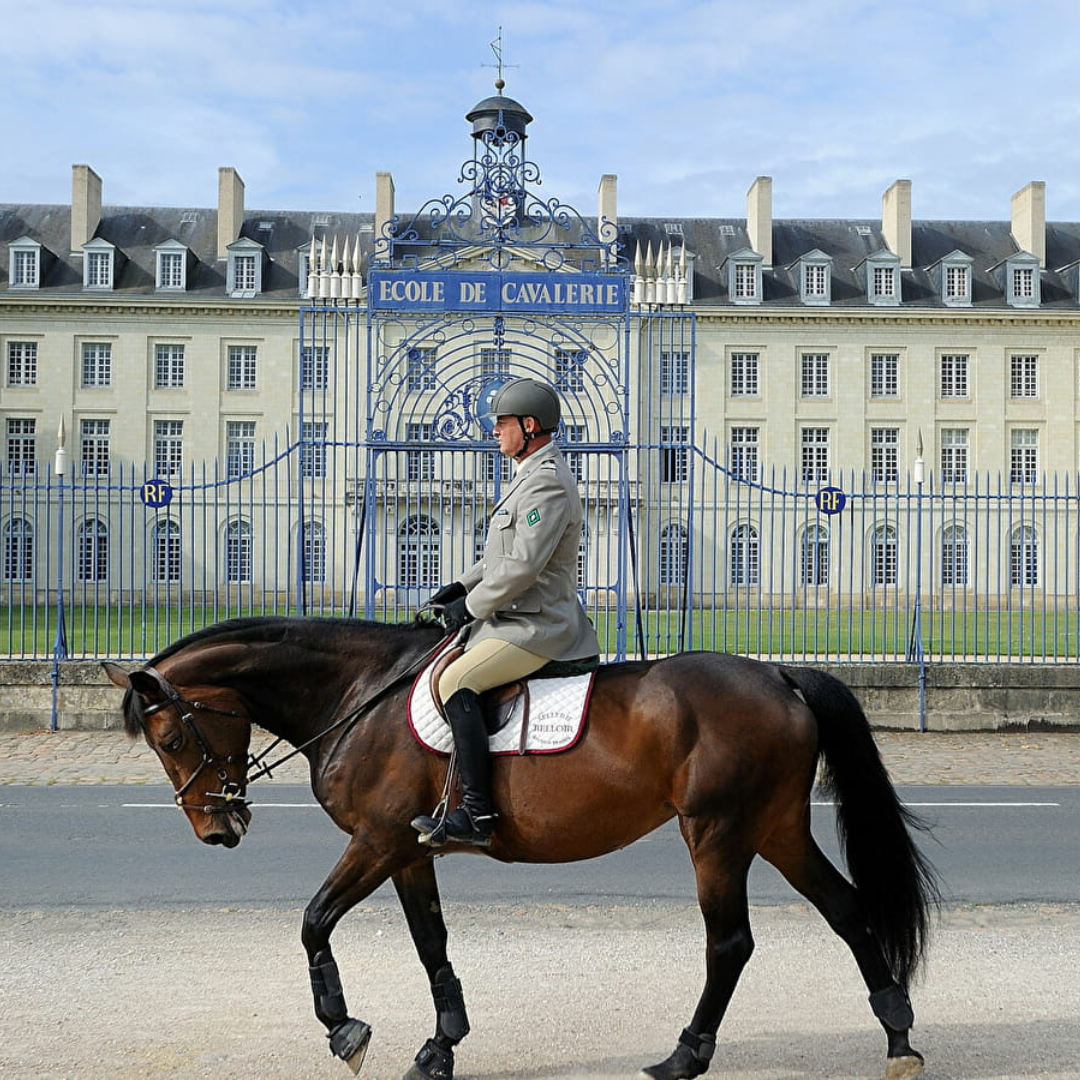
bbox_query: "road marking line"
[812,800,1060,808]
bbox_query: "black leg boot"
[411,688,496,847]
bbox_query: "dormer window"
[226,238,265,297]
[993,251,1040,308]
[8,237,42,288]
[795,250,832,306]
[82,238,116,290]
[154,239,189,291]
[930,250,974,307]
[725,248,762,305]
[860,249,902,306]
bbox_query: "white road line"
[812,800,1060,808]
[122,802,320,808]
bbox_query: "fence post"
[50,419,70,731]
[906,432,927,731]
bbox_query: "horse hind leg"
[761,831,925,1080]
[641,827,755,1080]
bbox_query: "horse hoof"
[886,1053,925,1080]
[405,1037,455,1080]
[328,1018,372,1074]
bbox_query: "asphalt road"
[1,783,1077,910]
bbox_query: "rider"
[411,377,601,847]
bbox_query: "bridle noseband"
[139,671,251,815]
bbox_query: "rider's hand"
[428,581,466,607]
[441,596,475,635]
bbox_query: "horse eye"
[162,732,183,754]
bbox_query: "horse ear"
[127,670,163,697]
[101,662,131,690]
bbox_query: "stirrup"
[412,806,494,848]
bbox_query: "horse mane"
[121,615,441,739]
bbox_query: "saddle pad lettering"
[408,645,594,756]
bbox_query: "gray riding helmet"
[485,377,561,433]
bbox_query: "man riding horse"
[411,376,601,847]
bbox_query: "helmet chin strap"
[513,416,534,461]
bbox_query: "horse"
[103,614,938,1080]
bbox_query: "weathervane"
[484,26,518,89]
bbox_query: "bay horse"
[103,615,938,1080]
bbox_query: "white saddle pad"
[407,644,595,756]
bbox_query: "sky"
[4,0,1080,223]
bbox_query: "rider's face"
[492,415,535,458]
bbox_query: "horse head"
[103,660,254,848]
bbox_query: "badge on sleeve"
[526,508,541,526]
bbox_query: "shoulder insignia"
[526,508,542,526]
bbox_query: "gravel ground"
[1,901,1078,1080]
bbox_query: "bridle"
[138,673,251,815]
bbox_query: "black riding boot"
[411,688,496,847]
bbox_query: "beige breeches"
[438,638,550,699]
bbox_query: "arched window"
[152,520,181,583]
[729,524,759,586]
[1010,525,1038,586]
[77,518,108,582]
[800,523,829,586]
[225,520,252,584]
[872,525,897,586]
[303,521,326,584]
[399,515,440,589]
[659,523,689,586]
[941,524,968,586]
[3,518,33,581]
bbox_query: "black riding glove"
[428,581,466,607]
[441,595,475,635]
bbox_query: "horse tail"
[779,665,940,989]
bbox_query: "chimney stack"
[747,176,772,267]
[375,172,395,243]
[597,174,617,262]
[882,180,912,269]
[71,164,102,253]
[1011,181,1046,267]
[217,167,245,259]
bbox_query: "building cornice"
[0,295,330,319]
[688,305,1080,329]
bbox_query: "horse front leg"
[302,835,402,1074]
[394,861,470,1080]
[643,823,755,1080]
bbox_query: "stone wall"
[2,660,1078,733]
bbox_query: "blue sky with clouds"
[3,0,1080,223]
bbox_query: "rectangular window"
[564,423,586,482]
[1010,354,1038,398]
[555,348,584,391]
[1012,267,1035,299]
[12,249,39,287]
[7,342,37,387]
[940,428,969,484]
[301,421,327,478]
[1010,429,1038,484]
[801,427,829,483]
[660,350,690,396]
[86,251,112,288]
[870,353,899,398]
[300,345,330,391]
[226,420,256,478]
[733,263,757,300]
[804,264,828,297]
[406,347,437,392]
[480,348,512,377]
[227,345,257,390]
[870,427,899,483]
[660,425,689,483]
[800,353,829,397]
[945,265,968,300]
[406,422,435,482]
[730,352,759,396]
[158,252,184,289]
[154,344,185,389]
[233,254,257,292]
[80,419,110,477]
[154,420,184,477]
[872,265,896,299]
[6,419,36,477]
[81,343,112,387]
[729,427,759,482]
[940,354,969,398]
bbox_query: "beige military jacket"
[459,441,600,661]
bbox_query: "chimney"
[882,180,912,269]
[375,171,395,242]
[217,167,245,259]
[71,164,102,252]
[1011,181,1046,267]
[747,176,772,267]
[597,174,617,263]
